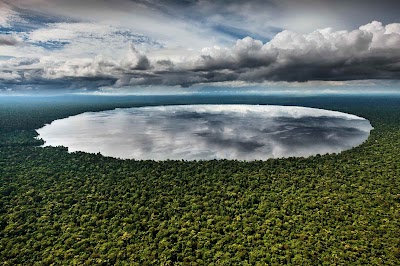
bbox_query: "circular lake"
[36,105,373,160]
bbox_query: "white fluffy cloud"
[2,21,400,89]
[40,43,150,81]
[191,21,400,83]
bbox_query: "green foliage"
[0,96,399,265]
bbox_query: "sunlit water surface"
[36,105,372,160]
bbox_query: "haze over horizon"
[1,0,400,94]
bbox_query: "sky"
[1,0,400,94]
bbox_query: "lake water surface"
[36,105,372,160]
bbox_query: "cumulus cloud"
[2,21,400,90]
[40,43,150,81]
[187,21,400,83]
[87,21,400,87]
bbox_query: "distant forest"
[0,95,399,265]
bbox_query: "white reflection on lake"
[36,105,373,160]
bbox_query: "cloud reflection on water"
[36,105,373,160]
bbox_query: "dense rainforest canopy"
[0,95,399,265]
